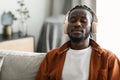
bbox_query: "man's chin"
[68,33,90,43]
[69,36,85,43]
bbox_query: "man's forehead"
[70,9,92,16]
[69,9,92,20]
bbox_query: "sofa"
[0,50,46,80]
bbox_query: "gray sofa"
[0,50,46,80]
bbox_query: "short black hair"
[68,5,97,22]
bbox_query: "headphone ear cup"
[64,15,68,34]
[91,22,97,34]
[90,22,97,40]
[64,23,68,34]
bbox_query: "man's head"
[64,5,97,43]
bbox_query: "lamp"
[1,11,14,38]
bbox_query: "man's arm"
[35,55,49,80]
[108,54,120,80]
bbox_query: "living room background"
[0,0,96,52]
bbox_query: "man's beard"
[68,33,90,43]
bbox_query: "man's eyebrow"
[70,15,76,17]
[81,16,87,18]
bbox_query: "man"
[35,5,120,80]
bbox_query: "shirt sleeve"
[108,54,120,80]
[34,55,49,80]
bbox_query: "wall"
[97,0,120,58]
[72,0,96,12]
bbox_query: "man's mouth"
[71,29,83,34]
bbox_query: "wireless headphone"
[63,5,98,34]
[64,12,69,34]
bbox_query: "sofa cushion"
[0,50,46,80]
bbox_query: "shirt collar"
[57,39,104,55]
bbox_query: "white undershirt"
[62,46,92,80]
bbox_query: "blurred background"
[0,0,96,52]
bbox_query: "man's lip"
[71,30,83,33]
[71,30,83,35]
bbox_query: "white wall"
[0,0,51,51]
[97,0,120,58]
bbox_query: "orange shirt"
[35,39,120,80]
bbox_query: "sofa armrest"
[0,50,46,80]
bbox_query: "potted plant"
[16,0,30,36]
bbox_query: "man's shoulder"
[46,41,70,56]
[46,48,60,58]
[101,48,118,60]
[48,48,59,54]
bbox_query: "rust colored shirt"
[35,39,120,80]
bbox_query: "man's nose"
[74,21,82,28]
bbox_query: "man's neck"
[70,38,90,50]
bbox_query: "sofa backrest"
[0,50,46,80]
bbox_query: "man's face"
[67,9,92,43]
